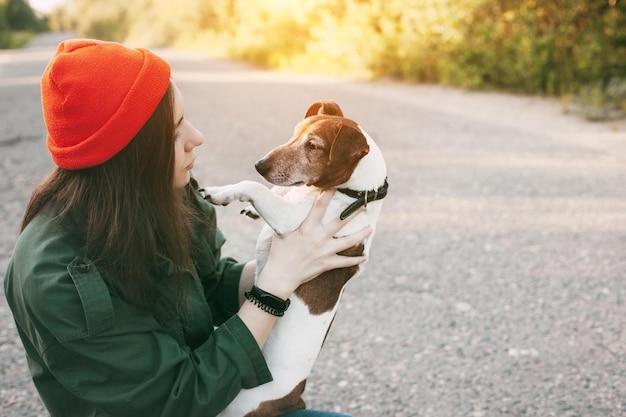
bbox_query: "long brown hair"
[22,83,201,323]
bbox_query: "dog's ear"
[328,122,369,164]
[314,121,369,188]
[304,101,344,118]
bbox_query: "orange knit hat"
[42,39,171,169]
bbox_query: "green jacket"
[3,190,272,417]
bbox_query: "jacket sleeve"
[191,186,247,324]
[211,260,245,324]
[43,315,270,417]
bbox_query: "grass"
[1,31,34,49]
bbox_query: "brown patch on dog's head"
[255,101,369,188]
[314,119,369,188]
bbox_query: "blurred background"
[2,0,625,121]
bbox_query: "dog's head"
[255,101,370,189]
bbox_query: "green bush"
[444,1,626,96]
[6,0,42,31]
[0,0,45,49]
[566,77,626,120]
[0,1,11,49]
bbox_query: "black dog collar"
[337,177,389,220]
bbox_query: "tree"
[0,0,11,48]
[6,0,41,31]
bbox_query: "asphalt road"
[1,32,626,417]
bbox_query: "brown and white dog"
[202,101,388,417]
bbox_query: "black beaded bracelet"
[245,285,291,317]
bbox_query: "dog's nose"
[255,159,271,176]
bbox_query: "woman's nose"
[187,125,204,150]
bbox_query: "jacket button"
[77,263,90,273]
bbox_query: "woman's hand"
[255,189,372,300]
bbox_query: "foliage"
[7,0,42,31]
[444,1,626,95]
[0,0,44,48]
[49,0,626,117]
[0,0,10,48]
[443,0,626,118]
[566,77,626,120]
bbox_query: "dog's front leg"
[201,181,268,207]
[201,181,309,235]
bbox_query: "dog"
[201,100,388,417]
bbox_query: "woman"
[3,39,370,417]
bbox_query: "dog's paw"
[241,205,260,219]
[200,186,237,206]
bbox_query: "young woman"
[3,39,370,417]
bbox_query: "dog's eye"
[306,141,317,150]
